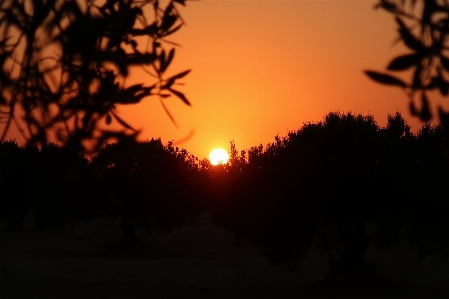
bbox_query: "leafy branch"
[0,0,191,153]
[365,0,449,129]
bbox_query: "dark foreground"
[1,214,448,299]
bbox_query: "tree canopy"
[2,111,447,271]
[212,112,449,270]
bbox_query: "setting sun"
[209,149,229,165]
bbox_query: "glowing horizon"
[209,148,229,166]
[2,0,445,160]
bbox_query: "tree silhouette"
[212,112,449,273]
[92,139,203,243]
[31,142,102,230]
[0,140,101,231]
[0,0,190,152]
[0,140,36,231]
[365,0,449,130]
[415,124,449,257]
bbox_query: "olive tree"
[365,0,449,129]
[0,0,190,152]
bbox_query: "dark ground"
[1,213,448,299]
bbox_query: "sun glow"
[209,148,229,166]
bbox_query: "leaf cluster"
[0,0,191,153]
[366,0,449,129]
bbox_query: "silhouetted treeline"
[1,112,448,271]
[211,112,449,270]
[0,139,206,242]
[90,139,206,242]
[0,141,101,231]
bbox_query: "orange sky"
[3,0,446,159]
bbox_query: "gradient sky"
[4,0,446,159]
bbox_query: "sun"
[209,148,229,166]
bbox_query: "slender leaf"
[173,0,186,6]
[438,107,449,132]
[395,18,424,51]
[441,56,449,71]
[159,49,167,73]
[117,85,152,104]
[160,24,183,38]
[437,78,449,96]
[160,98,178,127]
[387,54,420,71]
[111,111,137,132]
[421,0,436,34]
[364,70,407,88]
[412,66,422,89]
[166,69,191,82]
[162,79,175,89]
[0,94,7,106]
[409,101,418,116]
[420,93,431,122]
[169,88,191,106]
[166,48,175,69]
[161,3,177,33]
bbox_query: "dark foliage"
[0,140,101,231]
[32,143,102,230]
[2,111,448,275]
[0,0,190,152]
[211,112,449,270]
[366,0,449,130]
[0,140,36,231]
[0,138,205,238]
[91,138,205,242]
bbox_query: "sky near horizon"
[140,0,419,159]
[3,0,445,159]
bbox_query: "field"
[1,212,448,299]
